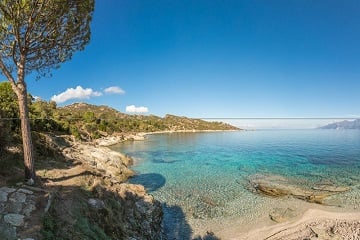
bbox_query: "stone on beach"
[269,208,295,223]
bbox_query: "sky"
[1,0,360,122]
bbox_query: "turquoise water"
[112,130,360,237]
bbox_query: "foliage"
[0,81,20,134]
[0,81,18,118]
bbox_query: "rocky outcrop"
[116,183,163,239]
[247,174,351,205]
[61,140,135,183]
[41,135,163,239]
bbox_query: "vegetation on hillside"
[0,82,239,143]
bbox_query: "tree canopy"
[0,0,94,78]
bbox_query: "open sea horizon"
[111,129,360,238]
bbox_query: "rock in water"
[247,174,350,205]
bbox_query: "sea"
[111,129,360,238]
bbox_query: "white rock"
[88,198,105,209]
[25,178,35,186]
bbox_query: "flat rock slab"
[247,174,350,205]
[4,213,25,227]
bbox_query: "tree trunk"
[17,84,36,182]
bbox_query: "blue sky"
[3,0,360,118]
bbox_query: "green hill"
[0,82,239,141]
[55,102,239,139]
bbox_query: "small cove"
[111,130,360,238]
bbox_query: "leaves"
[0,0,95,78]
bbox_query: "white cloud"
[126,105,149,113]
[104,86,125,94]
[51,86,102,103]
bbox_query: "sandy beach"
[212,208,360,240]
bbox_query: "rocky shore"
[2,132,359,239]
[1,133,164,240]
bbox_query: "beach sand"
[216,208,360,240]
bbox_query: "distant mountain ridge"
[319,119,360,129]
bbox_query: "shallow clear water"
[112,130,360,237]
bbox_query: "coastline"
[187,197,360,239]
[95,129,241,147]
[95,131,360,239]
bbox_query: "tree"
[0,0,94,184]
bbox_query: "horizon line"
[200,117,359,120]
